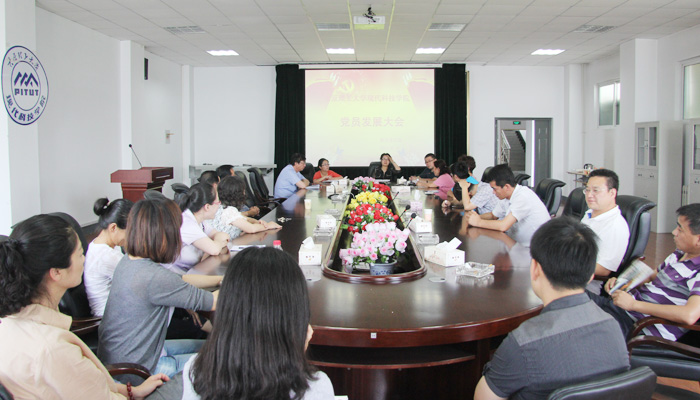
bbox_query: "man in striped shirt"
[588,204,700,341]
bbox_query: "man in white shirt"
[467,164,550,246]
[581,169,629,293]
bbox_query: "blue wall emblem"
[2,46,49,125]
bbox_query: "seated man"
[581,169,629,293]
[589,204,700,341]
[467,164,550,246]
[274,153,310,199]
[216,164,235,180]
[474,218,630,400]
[446,161,498,214]
[409,153,437,183]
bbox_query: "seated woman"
[168,183,229,275]
[417,159,454,199]
[0,214,168,398]
[313,158,342,184]
[211,176,281,240]
[445,162,498,214]
[84,197,133,317]
[98,198,219,378]
[372,153,401,182]
[148,247,334,400]
[198,170,219,188]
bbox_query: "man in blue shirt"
[274,153,310,198]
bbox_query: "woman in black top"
[372,153,401,182]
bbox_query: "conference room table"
[193,185,542,400]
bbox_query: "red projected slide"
[305,69,434,167]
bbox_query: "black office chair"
[234,170,277,216]
[616,195,656,270]
[547,366,656,400]
[514,173,530,186]
[562,187,587,220]
[481,166,493,182]
[368,161,381,178]
[534,179,566,217]
[0,234,8,243]
[301,163,315,182]
[248,167,286,203]
[143,189,166,200]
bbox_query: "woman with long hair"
[211,176,281,240]
[84,197,133,317]
[0,214,168,398]
[154,247,334,399]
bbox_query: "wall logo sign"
[2,46,49,125]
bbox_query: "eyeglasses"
[583,187,609,196]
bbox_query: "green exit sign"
[513,121,521,125]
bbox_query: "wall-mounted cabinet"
[634,121,682,233]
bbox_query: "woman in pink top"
[417,159,454,200]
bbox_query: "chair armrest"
[70,317,101,335]
[106,363,151,379]
[628,316,700,340]
[258,199,283,207]
[627,334,700,359]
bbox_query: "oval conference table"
[195,186,542,400]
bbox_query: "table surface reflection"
[195,186,543,349]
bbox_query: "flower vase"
[369,260,397,276]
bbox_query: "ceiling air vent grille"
[316,23,351,31]
[164,26,205,34]
[573,25,615,33]
[429,23,466,32]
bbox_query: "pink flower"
[380,246,395,256]
[369,253,378,261]
[396,240,407,252]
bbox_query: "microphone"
[128,144,143,168]
[398,204,411,220]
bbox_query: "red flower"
[393,214,399,221]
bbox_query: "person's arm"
[192,232,228,256]
[181,274,223,288]
[210,290,219,311]
[296,178,309,188]
[594,263,612,277]
[241,206,260,217]
[611,293,700,326]
[121,375,170,400]
[468,212,517,232]
[232,217,281,234]
[474,377,507,400]
[389,156,401,171]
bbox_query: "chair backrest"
[562,187,587,220]
[301,163,315,182]
[481,166,493,182]
[547,366,656,400]
[234,171,258,208]
[143,189,166,201]
[171,182,189,193]
[48,212,87,255]
[247,167,270,201]
[616,195,657,269]
[0,234,8,243]
[368,161,381,178]
[534,179,566,216]
[514,173,531,186]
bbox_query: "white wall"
[467,65,567,184]
[193,67,276,166]
[36,8,122,224]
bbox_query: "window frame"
[596,79,620,128]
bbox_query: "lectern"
[110,167,174,202]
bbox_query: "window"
[684,62,700,120]
[598,81,620,126]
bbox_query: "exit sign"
[513,121,521,125]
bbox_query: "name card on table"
[408,216,432,233]
[424,238,465,267]
[299,237,322,266]
[316,214,337,229]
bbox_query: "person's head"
[0,215,82,317]
[451,161,470,182]
[198,170,220,188]
[424,153,436,170]
[432,159,449,176]
[174,182,220,218]
[290,153,306,172]
[318,158,329,172]
[457,155,476,174]
[529,217,598,293]
[192,247,314,399]
[216,164,235,181]
[488,164,516,200]
[126,198,182,264]
[380,153,392,166]
[93,198,133,248]
[217,175,246,209]
[585,169,619,213]
[673,204,700,255]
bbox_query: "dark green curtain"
[434,64,467,165]
[274,64,305,180]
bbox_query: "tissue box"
[316,214,336,229]
[396,178,407,185]
[424,246,465,266]
[338,179,348,186]
[394,185,411,194]
[410,200,423,213]
[299,243,323,266]
[409,218,432,233]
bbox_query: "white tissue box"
[338,179,348,186]
[424,246,465,266]
[394,186,410,194]
[316,214,336,229]
[410,200,423,212]
[409,218,432,233]
[299,243,323,266]
[396,178,407,185]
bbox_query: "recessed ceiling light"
[531,49,565,56]
[326,48,355,54]
[207,50,239,56]
[429,23,466,32]
[316,23,351,31]
[416,48,445,54]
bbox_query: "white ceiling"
[35,0,700,67]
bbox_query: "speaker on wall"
[144,58,149,80]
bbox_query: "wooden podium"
[110,167,174,202]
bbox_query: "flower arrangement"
[350,177,393,200]
[339,222,410,267]
[344,203,399,233]
[351,190,388,206]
